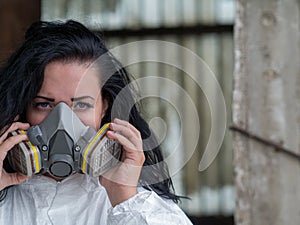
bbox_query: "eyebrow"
[34,95,95,102]
[34,96,55,102]
[71,96,95,101]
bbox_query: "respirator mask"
[7,102,122,178]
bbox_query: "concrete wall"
[233,0,300,224]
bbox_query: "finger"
[8,173,29,186]
[2,170,29,188]
[109,123,141,146]
[107,129,143,153]
[0,134,28,161]
[0,115,21,141]
[0,122,30,144]
[107,131,137,151]
[113,118,141,137]
[14,115,20,121]
[107,130,144,164]
[0,160,3,176]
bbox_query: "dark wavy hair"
[0,20,180,203]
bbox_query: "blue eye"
[34,102,52,109]
[73,102,93,110]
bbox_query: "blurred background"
[0,0,235,224]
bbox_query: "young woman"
[0,20,192,224]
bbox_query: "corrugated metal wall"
[42,0,235,217]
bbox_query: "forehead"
[39,61,100,98]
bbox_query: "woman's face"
[26,61,108,130]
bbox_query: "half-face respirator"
[7,103,122,178]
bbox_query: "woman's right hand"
[0,122,30,191]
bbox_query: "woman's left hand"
[99,118,145,207]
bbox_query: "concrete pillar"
[233,0,300,224]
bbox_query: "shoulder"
[108,188,193,224]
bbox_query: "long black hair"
[0,20,181,202]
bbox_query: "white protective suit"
[0,173,192,225]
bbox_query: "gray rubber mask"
[7,102,122,178]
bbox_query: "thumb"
[7,173,30,186]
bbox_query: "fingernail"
[106,131,113,137]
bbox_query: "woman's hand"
[99,118,145,207]
[0,122,30,191]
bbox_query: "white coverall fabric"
[0,174,192,225]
